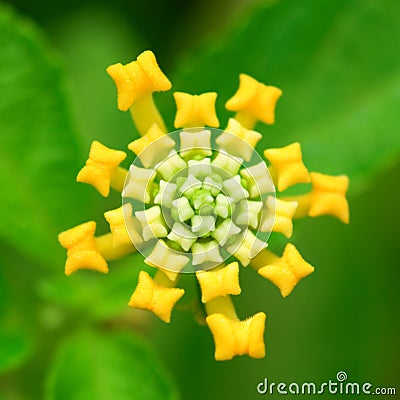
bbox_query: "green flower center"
[122,127,275,273]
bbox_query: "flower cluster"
[58,50,349,360]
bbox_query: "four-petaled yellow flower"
[76,141,127,197]
[129,271,185,323]
[206,311,266,360]
[196,262,241,303]
[258,243,314,298]
[58,221,108,276]
[264,142,310,192]
[174,92,219,128]
[226,73,282,128]
[58,50,350,361]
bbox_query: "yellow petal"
[227,118,262,148]
[309,172,350,223]
[104,204,133,247]
[264,142,310,192]
[122,165,156,204]
[240,161,274,198]
[107,50,171,111]
[259,196,298,238]
[227,230,267,266]
[58,221,108,276]
[128,123,165,155]
[128,271,184,323]
[173,92,219,128]
[76,141,126,197]
[155,150,187,181]
[258,243,314,297]
[128,124,175,168]
[135,206,168,241]
[144,240,189,273]
[179,129,212,159]
[226,74,281,126]
[216,118,262,161]
[196,262,241,303]
[206,312,266,360]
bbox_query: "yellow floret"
[128,123,165,155]
[135,206,168,241]
[258,243,314,297]
[103,203,133,247]
[227,230,267,266]
[309,172,350,224]
[227,117,262,145]
[128,123,175,168]
[122,165,156,204]
[264,142,310,192]
[196,262,241,303]
[58,221,108,276]
[260,196,298,238]
[216,118,262,161]
[173,92,219,128]
[206,312,266,360]
[128,271,184,323]
[76,141,127,197]
[106,50,171,112]
[226,74,282,129]
[144,239,189,274]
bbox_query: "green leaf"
[36,253,151,321]
[165,0,400,195]
[0,250,35,373]
[0,328,34,374]
[45,329,179,400]
[0,4,97,267]
[49,5,144,149]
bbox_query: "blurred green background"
[0,0,399,399]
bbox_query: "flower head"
[59,50,349,360]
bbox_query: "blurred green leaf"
[45,329,179,400]
[0,254,34,373]
[50,5,144,150]
[164,0,400,195]
[0,328,33,374]
[37,253,150,321]
[0,4,96,267]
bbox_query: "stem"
[153,269,177,288]
[280,193,312,218]
[205,296,238,320]
[95,233,136,260]
[234,111,256,130]
[129,93,167,135]
[267,164,278,187]
[249,249,279,270]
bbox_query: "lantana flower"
[58,50,349,361]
